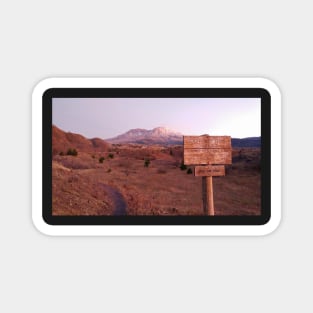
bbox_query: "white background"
[0,1,311,312]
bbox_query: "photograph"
[51,97,261,216]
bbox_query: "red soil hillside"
[52,125,111,155]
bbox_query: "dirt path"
[98,183,127,215]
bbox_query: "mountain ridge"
[106,126,183,145]
[52,125,111,155]
[53,125,261,149]
[106,126,261,147]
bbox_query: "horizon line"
[52,124,261,140]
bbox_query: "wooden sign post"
[183,135,232,215]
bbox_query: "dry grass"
[52,145,261,216]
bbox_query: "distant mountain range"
[52,125,261,153]
[106,127,261,147]
[231,137,261,148]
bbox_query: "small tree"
[180,161,187,170]
[67,148,78,156]
[99,157,105,163]
[144,159,150,167]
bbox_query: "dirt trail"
[98,183,127,215]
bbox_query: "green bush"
[144,159,150,167]
[187,168,193,174]
[108,153,114,159]
[99,157,105,163]
[180,162,187,170]
[66,148,78,156]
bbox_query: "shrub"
[144,159,150,167]
[99,157,105,163]
[67,148,78,156]
[59,151,64,156]
[180,162,187,170]
[169,149,173,156]
[187,168,193,174]
[91,154,95,159]
[107,168,112,173]
[108,153,114,159]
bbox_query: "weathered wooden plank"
[195,165,225,177]
[184,135,231,149]
[202,176,214,215]
[184,149,232,165]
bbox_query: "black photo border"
[43,88,271,226]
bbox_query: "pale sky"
[52,98,261,139]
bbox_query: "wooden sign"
[183,135,232,216]
[184,136,231,149]
[183,135,232,165]
[184,149,231,165]
[195,165,225,177]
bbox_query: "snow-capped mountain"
[106,127,183,145]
